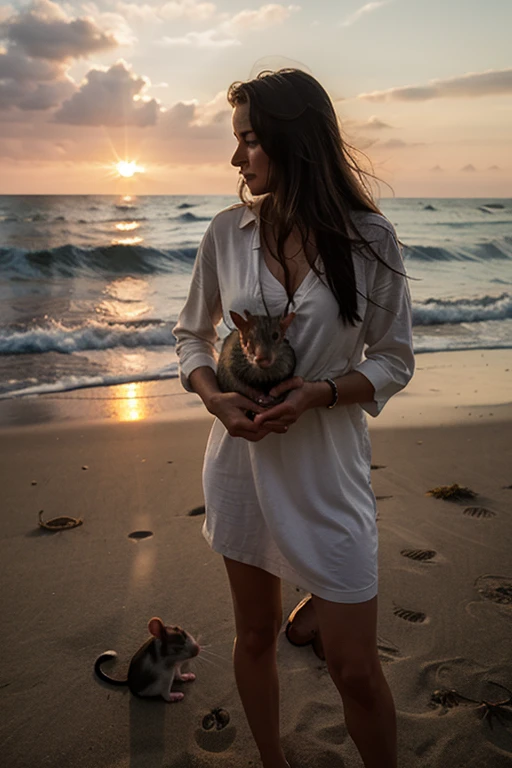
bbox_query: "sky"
[0,0,510,196]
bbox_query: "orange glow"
[116,161,144,178]
[115,221,140,232]
[111,235,143,245]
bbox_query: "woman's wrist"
[188,366,222,413]
[309,371,376,410]
[307,379,336,409]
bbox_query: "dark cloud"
[0,49,74,110]
[0,1,122,114]
[0,48,62,81]
[358,68,512,102]
[2,0,118,61]
[53,60,160,126]
[19,80,76,110]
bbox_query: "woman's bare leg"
[311,594,397,768]
[223,557,289,768]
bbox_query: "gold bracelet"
[324,378,338,409]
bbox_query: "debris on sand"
[38,509,83,531]
[426,484,476,501]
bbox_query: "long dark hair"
[228,68,396,325]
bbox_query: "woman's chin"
[246,182,268,197]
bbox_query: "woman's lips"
[243,174,256,180]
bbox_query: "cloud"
[0,5,15,24]
[0,48,75,110]
[377,138,424,149]
[358,68,512,101]
[53,60,161,126]
[221,3,300,34]
[160,0,217,21]
[158,90,230,137]
[114,0,216,23]
[190,90,230,126]
[1,0,119,61]
[430,165,443,173]
[19,79,77,110]
[461,164,476,172]
[359,115,393,130]
[76,3,138,47]
[158,29,240,47]
[340,1,392,28]
[157,3,299,47]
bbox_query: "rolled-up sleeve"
[172,223,222,392]
[355,227,415,416]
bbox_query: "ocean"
[0,194,511,400]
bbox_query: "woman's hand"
[207,391,289,442]
[252,377,320,431]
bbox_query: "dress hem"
[202,526,378,604]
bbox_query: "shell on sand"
[38,509,83,530]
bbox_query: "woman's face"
[231,100,270,196]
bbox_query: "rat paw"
[177,672,196,682]
[167,692,185,703]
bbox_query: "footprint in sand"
[463,506,497,518]
[377,637,402,663]
[474,575,512,605]
[393,603,427,624]
[188,506,206,517]
[400,549,437,562]
[195,708,236,753]
[127,530,153,540]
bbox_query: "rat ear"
[243,310,256,328]
[280,312,296,333]
[230,311,249,332]
[148,617,165,639]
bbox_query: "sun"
[116,160,145,178]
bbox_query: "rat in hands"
[216,310,296,410]
[94,617,200,702]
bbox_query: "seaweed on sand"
[426,484,477,501]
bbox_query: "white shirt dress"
[173,202,415,603]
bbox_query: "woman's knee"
[235,620,281,658]
[328,654,383,708]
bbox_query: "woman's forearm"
[188,366,222,412]
[307,371,376,409]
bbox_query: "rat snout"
[254,346,275,369]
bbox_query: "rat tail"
[94,650,128,686]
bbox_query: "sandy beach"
[1,349,511,767]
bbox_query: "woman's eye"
[246,139,259,147]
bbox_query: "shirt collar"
[238,194,270,229]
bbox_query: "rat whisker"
[200,648,230,662]
[194,655,223,670]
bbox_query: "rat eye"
[271,332,279,340]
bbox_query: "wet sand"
[1,349,511,767]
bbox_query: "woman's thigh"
[223,557,283,637]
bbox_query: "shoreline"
[0,348,510,433]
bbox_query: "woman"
[173,69,414,768]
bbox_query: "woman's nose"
[231,144,246,167]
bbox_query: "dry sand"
[0,349,511,767]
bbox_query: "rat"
[94,617,200,702]
[216,310,296,409]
